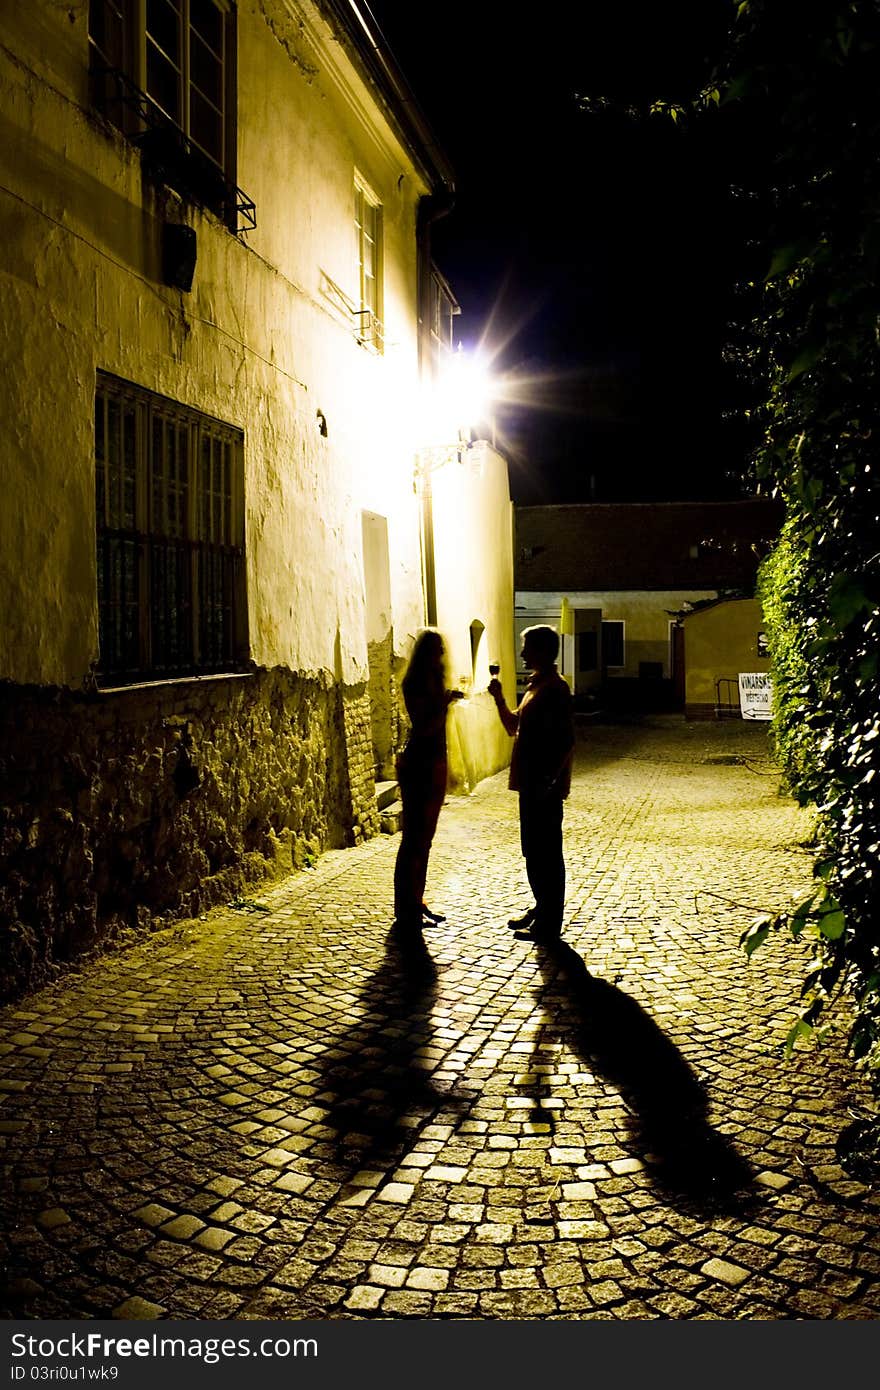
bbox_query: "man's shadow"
[529,938,755,1210]
[314,927,462,1174]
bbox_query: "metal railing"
[90,64,257,232]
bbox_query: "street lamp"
[418,347,496,476]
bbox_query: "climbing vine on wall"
[721,0,880,1074]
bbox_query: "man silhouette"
[488,625,575,940]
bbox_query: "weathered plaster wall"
[683,598,769,718]
[0,0,426,690]
[0,0,428,992]
[430,443,516,791]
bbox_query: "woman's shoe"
[421,904,446,923]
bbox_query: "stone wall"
[339,685,381,846]
[0,668,377,999]
[366,632,404,781]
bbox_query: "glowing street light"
[422,347,496,464]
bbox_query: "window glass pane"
[362,229,375,281]
[190,0,223,54]
[106,397,120,526]
[122,406,137,528]
[212,444,222,540]
[146,0,181,62]
[98,535,140,674]
[176,424,190,536]
[151,418,190,539]
[151,416,165,532]
[146,45,182,121]
[602,622,624,666]
[151,534,192,671]
[223,441,231,541]
[189,88,223,164]
[200,433,212,540]
[190,32,224,109]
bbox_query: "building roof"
[515,499,784,592]
[318,0,455,195]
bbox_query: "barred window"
[94,372,247,684]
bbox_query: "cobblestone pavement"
[3,716,880,1322]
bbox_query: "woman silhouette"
[393,630,463,931]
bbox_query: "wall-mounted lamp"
[417,347,496,481]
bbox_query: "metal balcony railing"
[90,64,257,233]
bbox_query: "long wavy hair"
[402,629,446,699]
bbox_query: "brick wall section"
[340,685,381,846]
[0,668,379,999]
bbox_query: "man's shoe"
[392,914,424,935]
[514,920,562,942]
[507,908,536,930]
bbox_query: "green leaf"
[827,573,875,629]
[784,1019,813,1059]
[789,891,817,938]
[765,241,814,281]
[786,340,825,380]
[741,916,771,956]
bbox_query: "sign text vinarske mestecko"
[738,672,773,720]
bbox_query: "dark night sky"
[366,0,742,504]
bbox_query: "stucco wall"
[0,0,427,690]
[0,0,432,991]
[431,443,516,790]
[682,598,770,718]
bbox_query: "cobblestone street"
[3,716,880,1321]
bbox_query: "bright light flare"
[425,348,496,446]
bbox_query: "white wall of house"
[431,442,516,790]
[515,589,721,681]
[0,0,426,690]
[0,0,489,992]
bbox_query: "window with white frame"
[88,1,248,227]
[354,177,383,349]
[94,372,247,683]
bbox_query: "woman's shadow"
[530,938,755,1210]
[314,926,462,1173]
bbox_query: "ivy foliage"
[718,1,880,1070]
[576,1,880,1073]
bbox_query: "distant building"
[514,499,782,709]
[0,1,513,995]
[679,597,772,720]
